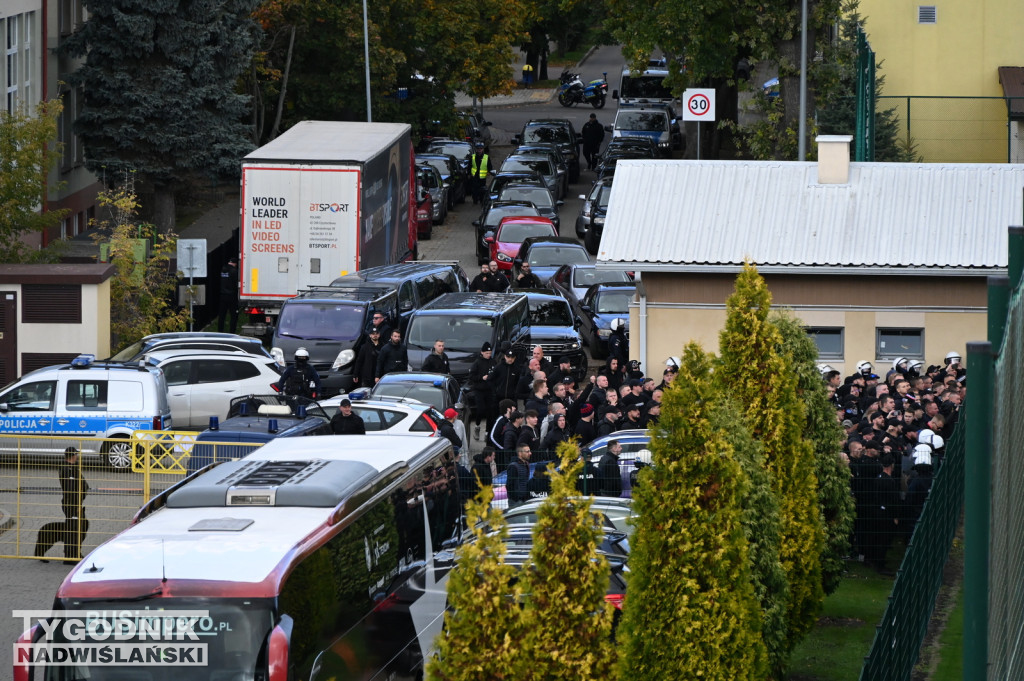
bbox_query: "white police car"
[0,354,172,468]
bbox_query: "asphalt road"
[0,51,631,670]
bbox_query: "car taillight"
[605,594,625,610]
[417,208,430,220]
[152,415,164,430]
[270,383,281,393]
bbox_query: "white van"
[0,354,172,468]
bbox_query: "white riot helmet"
[931,433,945,450]
[295,347,310,361]
[634,449,653,466]
[917,428,936,447]
[856,360,872,375]
[913,443,933,467]
[666,356,681,371]
[892,357,908,372]
[610,318,626,332]
[817,364,834,376]
[909,360,924,373]
[945,351,961,365]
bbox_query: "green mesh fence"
[988,279,1024,680]
[858,402,966,681]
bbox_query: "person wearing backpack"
[277,348,321,398]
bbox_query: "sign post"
[177,239,207,331]
[682,88,716,160]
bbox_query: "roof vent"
[815,135,853,184]
[918,6,937,23]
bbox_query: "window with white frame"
[876,328,925,360]
[804,327,844,360]
[4,11,36,114]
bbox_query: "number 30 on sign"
[683,89,716,122]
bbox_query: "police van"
[0,354,172,468]
[16,435,462,681]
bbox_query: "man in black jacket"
[490,348,522,403]
[330,399,366,434]
[573,402,597,443]
[470,263,494,292]
[376,330,409,381]
[421,340,451,374]
[217,257,239,333]
[468,342,496,439]
[514,262,542,289]
[581,113,605,171]
[35,447,90,561]
[438,408,463,451]
[597,439,622,497]
[353,327,382,388]
[506,444,532,506]
[595,405,620,437]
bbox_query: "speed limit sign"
[683,88,716,122]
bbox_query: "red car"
[486,216,558,270]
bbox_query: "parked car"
[0,353,172,469]
[512,142,570,180]
[520,290,586,380]
[472,200,541,263]
[602,135,659,158]
[487,216,559,271]
[417,152,467,208]
[186,395,332,473]
[514,235,591,285]
[594,149,650,181]
[146,349,282,429]
[368,371,468,416]
[427,139,474,174]
[514,118,583,182]
[549,263,634,312]
[584,429,651,498]
[108,332,275,364]
[576,177,613,252]
[456,110,493,147]
[577,282,636,359]
[504,496,636,536]
[499,154,565,199]
[493,183,561,232]
[318,394,444,435]
[417,163,449,225]
[607,107,678,156]
[488,172,548,206]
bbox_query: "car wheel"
[584,227,599,255]
[101,437,134,471]
[569,163,580,184]
[423,223,433,240]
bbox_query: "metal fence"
[875,95,1024,163]
[0,433,260,562]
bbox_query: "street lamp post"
[363,0,372,122]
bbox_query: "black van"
[405,292,531,382]
[331,261,469,335]
[271,284,397,396]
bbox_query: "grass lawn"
[930,585,963,680]
[786,561,894,680]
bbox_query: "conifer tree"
[519,444,615,680]
[427,484,522,681]
[616,343,768,681]
[772,312,855,595]
[717,264,825,653]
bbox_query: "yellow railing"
[0,433,261,561]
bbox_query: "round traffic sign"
[687,93,710,116]
[682,88,716,122]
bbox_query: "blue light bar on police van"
[432,379,444,387]
[71,354,95,368]
[348,390,369,400]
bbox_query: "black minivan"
[331,261,469,335]
[405,292,531,382]
[271,284,397,396]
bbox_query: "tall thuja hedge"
[772,312,855,596]
[427,485,522,681]
[519,445,615,680]
[616,343,767,681]
[716,264,825,656]
[709,395,790,676]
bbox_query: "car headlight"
[593,216,604,225]
[597,328,612,339]
[332,349,355,369]
[573,338,583,349]
[497,252,513,263]
[658,141,670,148]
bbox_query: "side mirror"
[556,200,564,206]
[612,90,619,99]
[581,305,592,314]
[483,121,492,126]
[513,258,523,267]
[484,235,495,244]
[578,194,586,200]
[512,134,521,144]
[604,125,613,132]
[399,301,413,313]
[472,219,481,227]
[574,318,582,330]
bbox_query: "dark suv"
[271,284,397,396]
[513,119,583,183]
[521,290,586,380]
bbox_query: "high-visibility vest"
[470,154,489,179]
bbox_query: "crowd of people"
[829,352,965,573]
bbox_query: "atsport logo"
[308,203,349,213]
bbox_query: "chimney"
[815,134,853,184]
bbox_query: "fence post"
[1008,226,1024,290]
[964,340,993,681]
[987,276,1010,349]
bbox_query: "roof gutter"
[635,274,648,374]
[595,262,1008,277]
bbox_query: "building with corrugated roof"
[595,136,1024,375]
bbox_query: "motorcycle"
[557,71,608,109]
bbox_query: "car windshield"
[408,315,495,353]
[373,383,447,411]
[502,158,553,176]
[594,289,634,314]
[529,299,574,326]
[420,158,449,177]
[594,186,612,208]
[620,74,674,100]
[419,169,440,188]
[277,302,365,341]
[528,246,590,267]
[615,111,668,132]
[573,268,631,289]
[523,125,570,145]
[498,222,556,243]
[498,187,554,208]
[428,142,472,159]
[484,205,539,228]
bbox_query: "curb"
[457,44,604,109]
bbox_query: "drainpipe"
[635,274,648,373]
